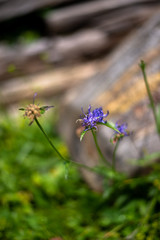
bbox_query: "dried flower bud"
[19,93,54,125]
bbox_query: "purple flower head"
[80,105,109,131]
[115,122,128,136]
[111,121,129,143]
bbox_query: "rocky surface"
[59,12,160,190]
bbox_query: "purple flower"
[111,121,129,143]
[115,122,128,136]
[80,105,109,131]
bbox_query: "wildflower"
[115,122,128,136]
[111,121,129,143]
[19,93,54,125]
[79,105,109,131]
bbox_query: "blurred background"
[0,0,160,105]
[0,0,160,239]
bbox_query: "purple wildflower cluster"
[112,121,129,143]
[80,105,109,131]
[79,105,130,143]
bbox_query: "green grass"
[0,111,160,240]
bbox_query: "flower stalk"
[20,93,96,172]
[139,60,160,136]
[35,118,65,161]
[35,118,96,172]
[91,129,110,167]
[112,140,119,171]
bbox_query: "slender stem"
[112,141,119,170]
[35,118,95,172]
[91,129,110,167]
[140,61,159,135]
[35,118,65,161]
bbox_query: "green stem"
[35,118,95,172]
[91,129,110,167]
[35,118,65,160]
[140,60,159,135]
[112,141,119,170]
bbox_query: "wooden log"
[0,0,74,22]
[45,0,159,33]
[0,39,53,81]
[0,30,108,81]
[92,6,159,34]
[0,59,106,105]
[59,12,160,191]
[50,29,108,63]
[1,3,159,82]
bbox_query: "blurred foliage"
[2,30,40,45]
[17,30,40,45]
[7,64,16,73]
[0,110,160,240]
[0,12,44,45]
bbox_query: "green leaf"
[80,130,88,141]
[19,108,25,111]
[40,106,54,114]
[40,108,45,114]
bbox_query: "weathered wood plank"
[45,0,159,32]
[92,6,158,33]
[0,30,108,81]
[59,12,160,190]
[51,29,108,63]
[0,39,52,81]
[1,1,160,82]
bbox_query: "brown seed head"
[24,104,41,124]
